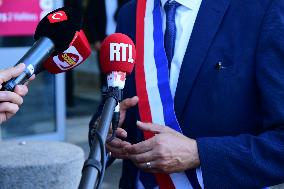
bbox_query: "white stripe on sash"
[170,173,194,189]
[144,0,165,126]
[196,168,204,188]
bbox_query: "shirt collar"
[160,0,196,10]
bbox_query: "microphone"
[100,33,136,142]
[79,33,136,189]
[3,7,91,91]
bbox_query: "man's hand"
[0,63,32,124]
[125,121,200,173]
[105,96,139,159]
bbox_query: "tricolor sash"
[135,0,203,188]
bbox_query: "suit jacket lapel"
[174,0,231,120]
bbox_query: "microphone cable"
[89,128,106,189]
[89,86,122,189]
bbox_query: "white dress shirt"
[161,0,202,97]
[105,0,118,35]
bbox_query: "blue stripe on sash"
[185,170,202,189]
[139,171,158,189]
[152,0,181,133]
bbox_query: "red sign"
[0,0,54,36]
[48,11,67,24]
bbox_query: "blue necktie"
[164,1,180,70]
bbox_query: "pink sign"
[0,0,54,36]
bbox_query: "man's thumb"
[120,96,139,112]
[0,63,25,85]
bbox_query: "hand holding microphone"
[0,64,33,124]
[92,33,137,157]
[105,96,139,159]
[3,7,91,91]
[1,7,91,124]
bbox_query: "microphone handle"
[3,37,55,91]
[79,90,119,189]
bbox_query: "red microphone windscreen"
[100,33,136,75]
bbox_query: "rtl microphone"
[79,33,136,189]
[100,33,136,142]
[3,7,91,91]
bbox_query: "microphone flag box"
[43,30,91,74]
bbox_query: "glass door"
[0,0,65,141]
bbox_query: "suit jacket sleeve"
[196,1,284,188]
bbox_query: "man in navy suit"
[90,0,284,188]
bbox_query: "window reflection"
[1,72,56,139]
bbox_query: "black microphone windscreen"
[34,7,82,54]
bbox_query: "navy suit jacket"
[90,0,284,188]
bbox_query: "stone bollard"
[0,141,84,189]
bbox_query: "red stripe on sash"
[136,0,153,134]
[136,1,175,188]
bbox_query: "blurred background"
[0,1,283,189]
[0,0,130,188]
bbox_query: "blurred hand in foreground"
[0,63,34,124]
